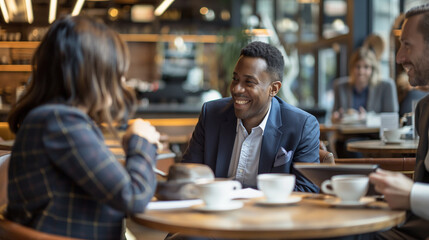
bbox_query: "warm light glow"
[49,0,57,23]
[154,0,174,16]
[298,0,319,3]
[394,29,402,37]
[244,28,272,36]
[220,10,230,21]
[72,0,85,16]
[199,7,208,15]
[25,0,33,23]
[0,0,9,23]
[108,7,118,18]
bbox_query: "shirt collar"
[236,101,272,133]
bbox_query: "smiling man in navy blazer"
[182,41,320,192]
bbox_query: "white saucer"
[191,201,243,212]
[383,140,403,145]
[324,197,375,207]
[255,196,302,206]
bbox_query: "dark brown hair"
[405,3,429,44]
[8,15,135,133]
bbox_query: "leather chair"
[319,149,335,164]
[0,218,82,240]
[319,142,335,164]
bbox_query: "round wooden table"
[132,194,405,239]
[347,139,418,154]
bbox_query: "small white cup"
[257,173,295,203]
[383,129,401,142]
[192,179,242,208]
[321,175,369,203]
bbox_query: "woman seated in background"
[6,15,161,240]
[331,46,399,123]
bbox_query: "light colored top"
[228,103,271,188]
[411,182,429,220]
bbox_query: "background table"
[320,124,380,158]
[132,194,405,239]
[347,139,418,155]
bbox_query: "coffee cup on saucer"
[321,174,369,203]
[382,129,402,143]
[257,173,295,203]
[190,179,242,209]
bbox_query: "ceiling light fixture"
[154,0,174,16]
[49,0,57,23]
[72,0,85,16]
[25,0,33,23]
[0,0,9,23]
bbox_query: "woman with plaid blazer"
[5,15,161,240]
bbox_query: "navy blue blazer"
[182,96,320,192]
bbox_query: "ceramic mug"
[257,173,295,203]
[188,179,242,208]
[321,174,369,203]
[383,129,401,142]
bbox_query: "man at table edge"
[369,3,429,239]
[180,41,320,192]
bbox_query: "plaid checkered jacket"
[6,104,157,239]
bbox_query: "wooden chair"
[335,157,416,178]
[0,152,10,211]
[0,218,82,240]
[319,149,335,164]
[319,142,335,164]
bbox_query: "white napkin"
[147,199,203,210]
[147,188,263,210]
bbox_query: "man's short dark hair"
[240,41,284,82]
[405,3,429,44]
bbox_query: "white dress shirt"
[410,131,429,220]
[228,103,271,188]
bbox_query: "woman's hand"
[331,108,344,124]
[358,106,367,120]
[122,119,162,150]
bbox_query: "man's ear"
[270,81,282,96]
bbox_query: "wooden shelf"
[0,34,220,74]
[0,41,39,48]
[120,34,220,43]
[0,34,221,49]
[0,65,32,72]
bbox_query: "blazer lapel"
[259,99,283,174]
[215,108,236,177]
[367,85,376,111]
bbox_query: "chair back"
[0,218,82,240]
[0,152,10,210]
[319,149,335,164]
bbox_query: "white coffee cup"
[257,173,295,203]
[383,129,401,142]
[192,179,242,208]
[321,175,369,203]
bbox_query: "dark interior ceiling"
[1,0,235,34]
